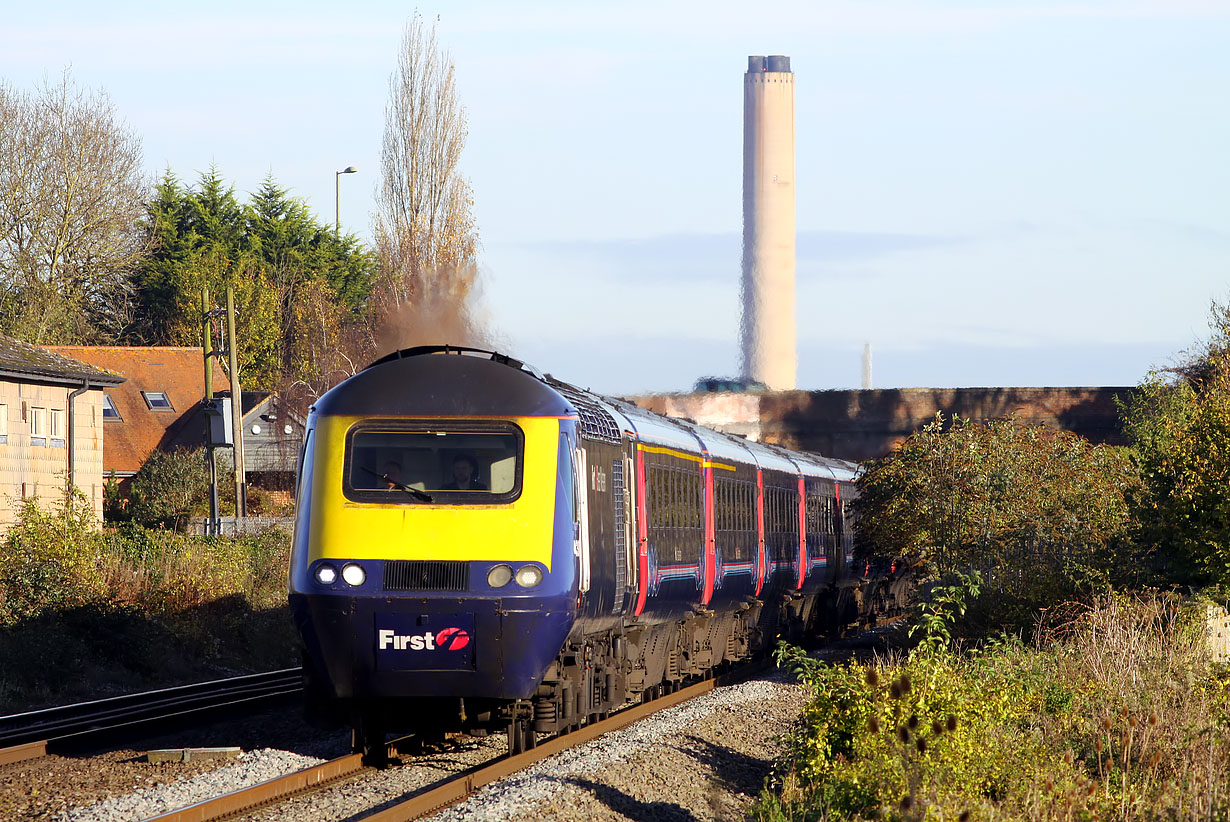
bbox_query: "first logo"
[435,626,471,651]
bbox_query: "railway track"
[0,668,302,765]
[141,663,763,822]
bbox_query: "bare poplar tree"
[0,71,146,344]
[373,15,480,342]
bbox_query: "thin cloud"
[511,230,959,283]
[446,0,1230,39]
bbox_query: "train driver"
[442,453,486,491]
[380,460,403,490]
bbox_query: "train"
[288,346,908,759]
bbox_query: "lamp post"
[335,166,357,235]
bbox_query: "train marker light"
[487,564,513,588]
[515,564,543,588]
[314,564,338,585]
[341,562,366,586]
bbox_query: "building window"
[0,403,7,444]
[102,393,121,420]
[49,408,65,448]
[142,391,173,411]
[30,406,47,446]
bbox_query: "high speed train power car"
[288,346,907,758]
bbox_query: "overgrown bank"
[751,305,1230,820]
[754,592,1230,821]
[0,493,295,713]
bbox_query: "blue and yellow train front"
[288,352,580,713]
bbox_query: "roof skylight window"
[102,394,121,419]
[142,391,173,411]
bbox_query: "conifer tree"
[129,169,376,390]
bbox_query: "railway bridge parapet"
[629,386,1136,463]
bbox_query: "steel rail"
[0,668,302,764]
[142,661,767,822]
[143,753,367,822]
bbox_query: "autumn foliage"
[854,414,1141,619]
[1111,305,1230,588]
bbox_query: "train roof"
[319,347,858,480]
[311,346,571,418]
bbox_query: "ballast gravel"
[427,673,810,822]
[36,630,898,822]
[234,671,809,822]
[57,749,326,822]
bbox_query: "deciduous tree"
[854,414,1140,609]
[0,72,146,344]
[373,14,480,345]
[1121,303,1230,586]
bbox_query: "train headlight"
[314,564,338,585]
[486,564,513,588]
[341,562,366,586]
[514,564,543,588]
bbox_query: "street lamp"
[335,166,357,235]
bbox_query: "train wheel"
[508,718,524,755]
[507,718,535,755]
[507,720,522,755]
[352,712,387,766]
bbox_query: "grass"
[753,593,1230,821]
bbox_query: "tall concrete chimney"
[740,55,796,390]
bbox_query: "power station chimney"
[862,342,873,390]
[740,55,796,391]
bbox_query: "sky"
[4,0,1228,395]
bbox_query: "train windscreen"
[343,422,524,504]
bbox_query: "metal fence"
[188,516,293,537]
[927,539,1100,597]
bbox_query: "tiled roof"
[0,336,125,385]
[45,346,230,474]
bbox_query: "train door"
[611,453,634,614]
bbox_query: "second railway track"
[0,668,303,764]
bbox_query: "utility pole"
[226,286,247,519]
[203,286,220,536]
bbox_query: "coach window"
[292,429,315,536]
[559,432,577,524]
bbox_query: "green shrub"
[0,491,104,624]
[0,495,296,711]
[854,414,1141,634]
[1122,358,1230,587]
[124,447,212,529]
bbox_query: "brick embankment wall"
[629,386,1137,463]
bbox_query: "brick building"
[0,337,124,529]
